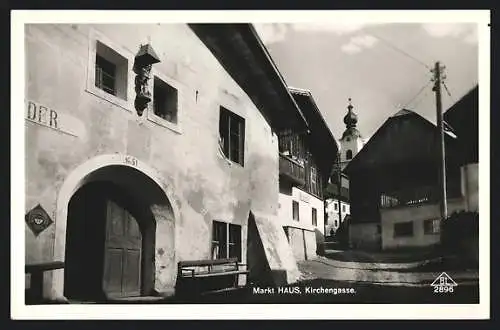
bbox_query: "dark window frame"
[423,219,440,235]
[310,166,319,196]
[211,220,242,261]
[95,54,117,96]
[312,207,317,226]
[153,76,178,124]
[292,200,300,222]
[93,40,128,101]
[346,149,353,160]
[393,221,414,237]
[219,107,245,166]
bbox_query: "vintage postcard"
[11,9,490,319]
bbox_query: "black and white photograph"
[11,10,490,319]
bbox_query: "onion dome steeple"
[343,98,358,128]
[341,98,362,140]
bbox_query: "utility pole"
[432,61,448,222]
[337,153,343,222]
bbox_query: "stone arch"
[51,154,181,301]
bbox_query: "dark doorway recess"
[64,181,155,301]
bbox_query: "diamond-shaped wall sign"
[25,204,53,236]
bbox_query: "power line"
[402,80,433,109]
[442,81,456,104]
[367,32,432,71]
[412,87,432,109]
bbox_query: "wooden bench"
[176,258,248,297]
[25,261,65,304]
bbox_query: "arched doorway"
[60,163,175,302]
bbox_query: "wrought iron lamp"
[133,43,161,116]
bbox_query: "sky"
[253,22,479,143]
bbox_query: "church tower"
[339,98,364,170]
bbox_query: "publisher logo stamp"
[431,272,458,294]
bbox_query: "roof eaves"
[288,87,337,146]
[248,25,309,129]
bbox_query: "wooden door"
[103,199,142,298]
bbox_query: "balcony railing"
[380,183,462,209]
[279,153,306,186]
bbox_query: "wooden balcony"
[380,183,462,209]
[279,153,306,186]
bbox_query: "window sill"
[85,86,132,113]
[147,111,182,135]
[283,224,316,233]
[216,144,244,168]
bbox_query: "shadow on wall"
[246,211,288,286]
[441,211,479,266]
[314,228,325,256]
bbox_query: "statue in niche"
[134,64,152,116]
[133,43,160,116]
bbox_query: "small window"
[346,137,351,142]
[394,222,413,237]
[346,150,353,160]
[95,55,116,95]
[94,41,128,100]
[211,221,242,261]
[312,208,317,226]
[283,226,290,241]
[310,167,319,196]
[423,219,440,235]
[334,219,339,227]
[153,77,178,123]
[292,201,300,221]
[334,202,338,211]
[219,107,245,165]
[342,204,346,213]
[228,223,242,261]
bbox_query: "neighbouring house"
[24,23,309,303]
[443,85,478,213]
[442,85,479,263]
[324,172,350,237]
[324,99,364,237]
[277,87,338,260]
[344,85,478,250]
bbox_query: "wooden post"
[432,61,448,222]
[337,152,343,231]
